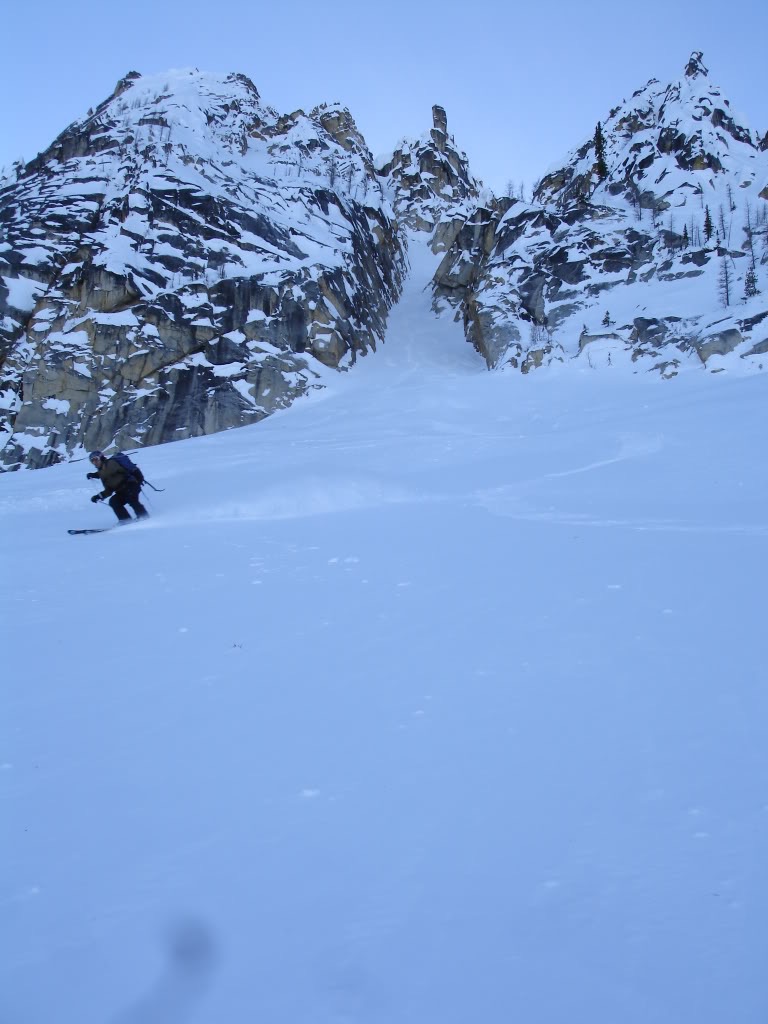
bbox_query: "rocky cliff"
[377,105,482,252]
[2,54,767,471]
[0,71,406,468]
[432,52,768,375]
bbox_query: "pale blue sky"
[2,0,766,195]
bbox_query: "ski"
[68,527,114,535]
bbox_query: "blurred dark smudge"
[109,918,218,1024]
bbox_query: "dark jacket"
[95,458,133,498]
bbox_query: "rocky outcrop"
[377,106,482,252]
[0,71,406,468]
[2,55,768,471]
[431,53,768,374]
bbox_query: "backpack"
[111,452,144,486]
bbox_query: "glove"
[91,494,102,503]
[87,471,99,480]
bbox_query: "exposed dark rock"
[429,53,768,374]
[377,105,480,247]
[692,329,743,362]
[685,51,708,79]
[3,53,768,470]
[0,70,406,468]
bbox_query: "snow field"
[1,239,767,1023]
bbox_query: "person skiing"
[87,450,149,523]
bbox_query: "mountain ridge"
[434,52,768,373]
[1,53,766,470]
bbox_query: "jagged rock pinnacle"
[431,105,448,154]
[432,105,448,136]
[685,51,708,79]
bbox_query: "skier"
[87,450,149,523]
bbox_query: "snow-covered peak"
[377,105,481,250]
[434,54,768,376]
[34,69,272,172]
[534,53,766,227]
[0,69,406,469]
[2,57,767,474]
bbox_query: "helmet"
[89,450,104,464]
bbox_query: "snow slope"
[2,237,767,1023]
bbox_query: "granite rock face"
[376,105,482,252]
[0,71,406,468]
[431,53,768,374]
[2,55,768,472]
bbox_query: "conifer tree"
[704,205,713,242]
[744,203,757,266]
[328,152,339,189]
[744,264,759,300]
[718,251,733,307]
[594,122,608,181]
[682,224,689,248]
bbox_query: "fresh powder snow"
[1,236,767,1023]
